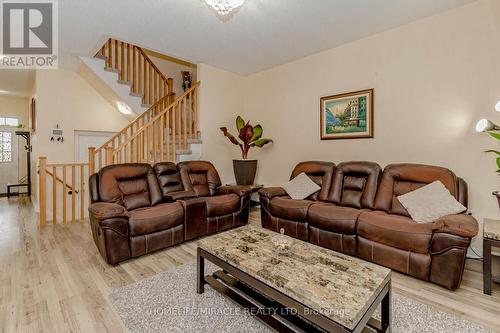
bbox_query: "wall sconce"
[475,119,500,132]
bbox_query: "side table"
[226,184,263,207]
[484,218,500,295]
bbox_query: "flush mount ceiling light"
[117,102,133,115]
[204,0,246,16]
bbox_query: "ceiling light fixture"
[117,102,133,115]
[204,0,246,16]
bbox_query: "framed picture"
[320,89,374,140]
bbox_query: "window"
[0,132,12,162]
[0,117,19,127]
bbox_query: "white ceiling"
[61,0,473,75]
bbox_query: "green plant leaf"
[250,125,263,142]
[488,131,500,140]
[220,127,241,146]
[486,150,500,155]
[496,157,500,171]
[250,138,273,147]
[236,116,245,131]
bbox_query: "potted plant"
[486,131,500,208]
[220,116,273,185]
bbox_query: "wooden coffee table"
[197,225,392,332]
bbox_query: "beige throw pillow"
[397,181,466,223]
[283,172,321,200]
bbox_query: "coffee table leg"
[197,248,205,294]
[484,238,492,295]
[381,283,392,332]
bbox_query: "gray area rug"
[109,261,493,333]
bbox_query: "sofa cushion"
[98,163,163,210]
[308,203,362,234]
[283,172,321,200]
[128,202,184,236]
[269,197,314,222]
[205,194,241,217]
[178,161,222,197]
[289,161,336,201]
[397,181,466,223]
[357,211,434,254]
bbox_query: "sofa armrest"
[258,187,287,199]
[217,185,251,197]
[89,202,128,220]
[432,214,479,238]
[88,203,129,237]
[165,190,197,201]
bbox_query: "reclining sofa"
[259,161,478,290]
[88,161,250,265]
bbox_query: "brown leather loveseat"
[88,161,251,265]
[259,161,478,290]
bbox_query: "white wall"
[149,55,197,96]
[201,0,500,251]
[32,68,130,210]
[197,63,247,184]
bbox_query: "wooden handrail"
[46,169,79,194]
[113,82,199,152]
[137,47,169,86]
[38,158,89,225]
[94,93,172,154]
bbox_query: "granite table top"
[484,218,500,241]
[198,225,391,330]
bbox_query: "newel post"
[105,146,114,166]
[88,147,96,176]
[38,156,47,226]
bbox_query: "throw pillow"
[283,172,321,200]
[397,181,466,223]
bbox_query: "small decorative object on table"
[271,228,293,254]
[220,116,273,185]
[181,71,192,92]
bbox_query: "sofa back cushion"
[374,163,459,217]
[178,161,221,197]
[99,163,162,210]
[290,161,336,201]
[328,161,382,209]
[154,162,184,197]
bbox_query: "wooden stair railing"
[91,93,176,172]
[38,157,89,225]
[96,38,174,107]
[99,82,199,169]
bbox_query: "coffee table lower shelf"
[197,248,391,333]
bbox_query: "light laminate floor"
[0,197,499,332]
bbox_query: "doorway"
[74,130,116,163]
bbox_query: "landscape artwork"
[320,89,374,140]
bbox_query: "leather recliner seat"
[259,161,478,290]
[88,161,251,265]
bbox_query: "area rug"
[109,261,493,333]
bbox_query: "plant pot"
[233,159,257,185]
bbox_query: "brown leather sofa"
[88,161,251,265]
[259,161,478,290]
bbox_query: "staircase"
[38,38,202,225]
